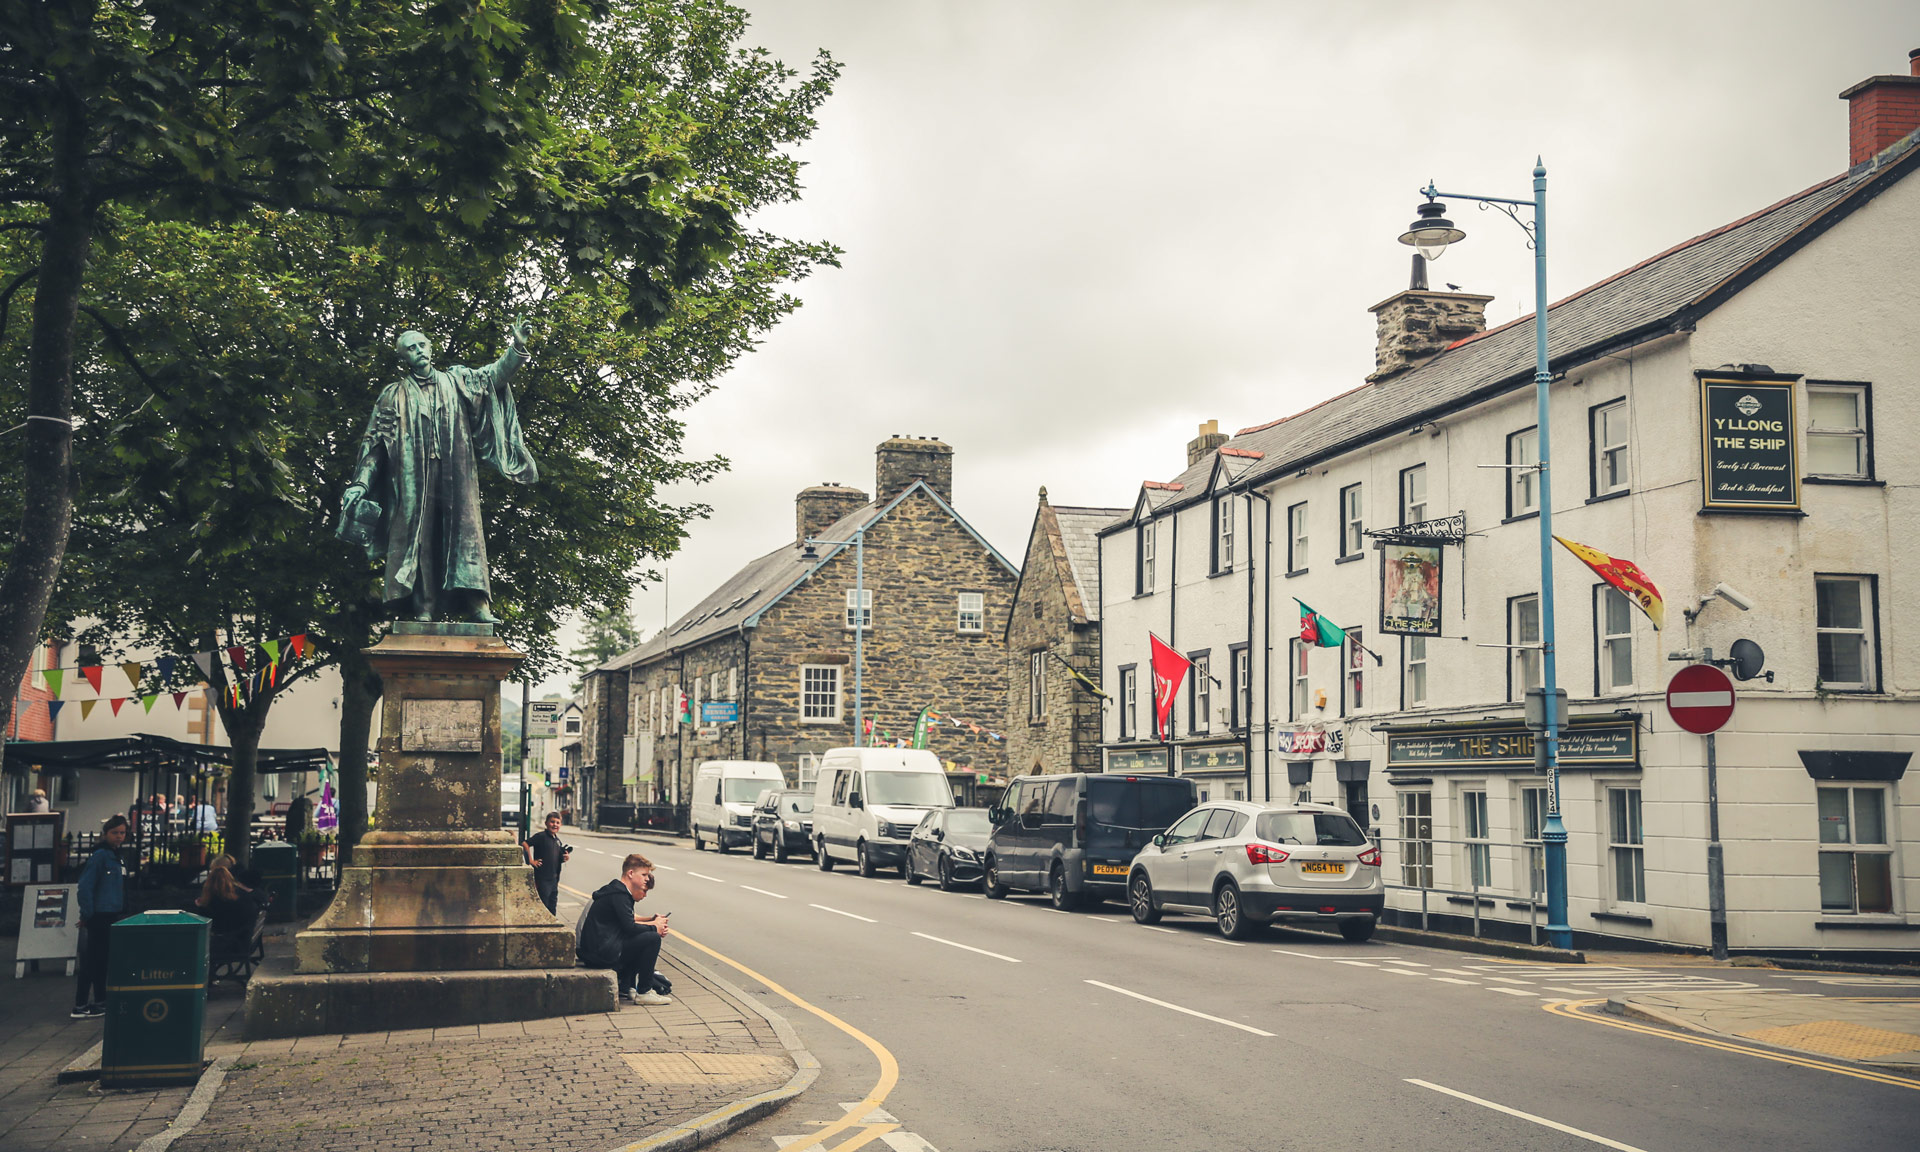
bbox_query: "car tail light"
[1246,843,1290,865]
[1357,845,1381,867]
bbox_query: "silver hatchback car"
[1127,801,1384,941]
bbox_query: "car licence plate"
[1299,861,1346,875]
[1092,864,1128,876]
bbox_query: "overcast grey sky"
[535,0,1920,694]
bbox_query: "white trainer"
[632,989,673,1006]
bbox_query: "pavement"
[0,909,815,1152]
[1608,985,1920,1073]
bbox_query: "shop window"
[1462,788,1491,889]
[1520,786,1548,899]
[1398,790,1433,889]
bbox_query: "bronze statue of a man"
[339,319,538,623]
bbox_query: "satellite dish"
[1728,638,1767,682]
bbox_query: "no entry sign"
[1667,664,1736,734]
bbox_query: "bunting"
[41,668,62,697]
[82,666,104,694]
[121,661,143,693]
[27,628,317,704]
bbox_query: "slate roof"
[1103,147,1920,531]
[604,481,1017,671]
[1053,505,1127,623]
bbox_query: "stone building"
[582,437,1019,823]
[1003,489,1125,779]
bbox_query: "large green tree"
[4,1,838,862]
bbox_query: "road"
[556,830,1919,1152]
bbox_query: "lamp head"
[1399,199,1466,262]
[801,540,819,560]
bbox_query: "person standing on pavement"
[522,812,571,915]
[28,788,50,812]
[72,815,129,1019]
[577,853,672,1006]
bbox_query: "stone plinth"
[244,956,616,1039]
[284,624,578,980]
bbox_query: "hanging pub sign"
[1700,377,1799,512]
[1380,543,1443,636]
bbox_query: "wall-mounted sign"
[1180,746,1246,773]
[1279,728,1344,757]
[1380,543,1443,636]
[1386,720,1638,770]
[526,700,562,739]
[1105,748,1169,774]
[1700,378,1799,511]
[701,701,739,724]
[401,699,484,752]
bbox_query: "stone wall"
[1367,289,1493,382]
[1004,513,1105,776]
[627,634,756,803]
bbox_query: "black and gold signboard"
[1180,746,1247,773]
[1387,719,1638,771]
[1700,377,1799,511]
[1106,748,1169,774]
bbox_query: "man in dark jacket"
[72,815,129,1019]
[576,852,671,1006]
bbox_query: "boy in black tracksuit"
[577,853,671,1005]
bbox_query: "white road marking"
[1431,977,1479,986]
[1433,968,1478,975]
[911,932,1021,963]
[1487,987,1539,997]
[1334,960,1378,967]
[1144,926,1177,934]
[1087,917,1118,923]
[1047,909,1071,915]
[1085,980,1276,1037]
[686,872,725,883]
[1484,976,1534,985]
[653,864,677,871]
[1545,986,1594,995]
[1382,960,1428,967]
[808,903,876,923]
[1205,939,1246,947]
[1405,1079,1651,1151]
[1271,949,1324,959]
[740,885,787,899]
[880,1132,940,1152]
[1382,967,1422,976]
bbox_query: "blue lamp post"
[802,530,866,744]
[1399,160,1572,950]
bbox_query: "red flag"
[82,665,104,695]
[1148,634,1191,739]
[290,633,308,658]
[110,697,126,716]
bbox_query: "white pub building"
[1098,54,1920,958]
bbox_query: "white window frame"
[1287,502,1308,572]
[845,588,872,631]
[1519,785,1548,900]
[1404,636,1428,706]
[957,591,985,634]
[797,753,820,790]
[1029,651,1047,721]
[1339,483,1364,558]
[1190,652,1211,733]
[1400,464,1427,526]
[1399,790,1434,889]
[1231,647,1250,731]
[1817,784,1895,915]
[1215,495,1235,572]
[728,667,738,700]
[1607,785,1646,906]
[1139,520,1157,594]
[1598,584,1634,692]
[1805,383,1869,479]
[1509,594,1542,698]
[800,664,842,723]
[1346,629,1365,712]
[1508,426,1540,517]
[1815,574,1876,691]
[1461,788,1492,891]
[1119,666,1138,739]
[646,689,658,733]
[1291,639,1310,720]
[1592,399,1630,496]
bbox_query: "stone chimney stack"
[875,435,953,504]
[1186,420,1229,467]
[1367,289,1494,383]
[1840,49,1920,168]
[796,483,868,543]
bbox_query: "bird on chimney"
[1445,282,1462,291]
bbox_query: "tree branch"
[77,304,172,399]
[0,265,41,344]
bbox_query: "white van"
[691,761,786,853]
[811,748,955,877]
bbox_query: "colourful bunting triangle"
[121,661,143,692]
[192,652,215,682]
[290,633,308,659]
[156,655,177,686]
[109,697,125,716]
[82,666,103,694]
[48,700,64,721]
[80,700,96,720]
[42,668,62,697]
[263,639,281,664]
[228,647,248,674]
[141,694,158,713]
[172,691,188,710]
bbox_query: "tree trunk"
[336,645,381,866]
[0,101,91,740]
[223,714,265,870]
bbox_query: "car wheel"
[1214,881,1259,940]
[1340,916,1377,943]
[693,828,706,852]
[1048,864,1077,911]
[751,835,766,860]
[816,839,834,871]
[984,857,1009,899]
[716,833,731,855]
[905,852,924,885]
[937,857,956,892]
[857,841,876,877]
[773,838,788,863]
[1129,871,1161,924]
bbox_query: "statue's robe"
[343,346,537,608]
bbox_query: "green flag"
[1295,599,1347,648]
[912,707,931,750]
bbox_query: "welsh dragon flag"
[1296,599,1347,647]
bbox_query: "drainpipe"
[1247,488,1271,801]
[1165,514,1178,775]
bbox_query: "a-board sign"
[526,700,562,739]
[15,884,79,975]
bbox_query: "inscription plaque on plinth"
[402,698,484,751]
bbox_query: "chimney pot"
[1839,51,1920,167]
[1186,420,1229,467]
[875,435,954,504]
[795,483,868,543]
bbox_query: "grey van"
[984,773,1198,909]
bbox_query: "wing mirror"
[848,792,863,810]
[988,807,1008,825]
[1151,833,1166,849]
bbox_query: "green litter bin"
[102,910,209,1088]
[254,840,298,923]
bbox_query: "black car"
[985,773,1198,909]
[751,789,815,862]
[905,807,992,890]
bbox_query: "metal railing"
[1371,832,1550,946]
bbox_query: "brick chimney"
[875,435,953,504]
[796,483,867,543]
[1367,289,1494,383]
[1840,50,1920,168]
[1186,420,1228,467]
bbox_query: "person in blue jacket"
[72,814,129,1019]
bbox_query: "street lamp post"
[1399,160,1572,950]
[802,530,866,744]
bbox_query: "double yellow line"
[559,882,903,1151]
[1543,998,1920,1091]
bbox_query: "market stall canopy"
[3,734,332,775]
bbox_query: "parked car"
[905,807,993,890]
[984,773,1198,908]
[751,789,816,862]
[812,748,955,876]
[691,760,786,853]
[1127,801,1383,941]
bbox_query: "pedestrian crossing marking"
[1487,987,1539,997]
